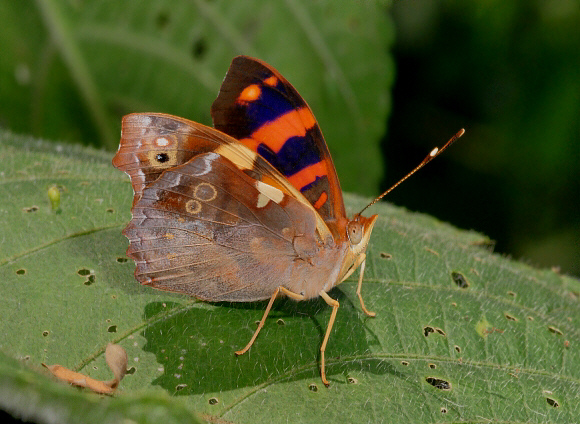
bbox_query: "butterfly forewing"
[211,56,346,222]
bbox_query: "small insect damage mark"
[106,208,114,213]
[276,318,286,326]
[175,383,187,391]
[426,377,451,390]
[347,377,358,384]
[208,397,219,405]
[126,366,136,375]
[23,205,39,213]
[16,268,27,275]
[428,363,437,369]
[107,325,117,333]
[42,330,49,337]
[454,345,461,353]
[78,268,95,285]
[379,252,392,259]
[504,313,518,321]
[451,272,469,289]
[548,326,563,336]
[440,407,448,414]
[84,275,96,286]
[401,361,409,366]
[546,397,560,408]
[308,383,318,392]
[507,291,516,298]
[116,257,128,263]
[424,326,446,337]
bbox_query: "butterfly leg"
[355,257,376,317]
[235,286,304,356]
[319,290,339,387]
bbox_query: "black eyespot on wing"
[156,153,170,163]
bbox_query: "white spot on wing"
[155,137,170,147]
[256,193,270,208]
[255,181,284,206]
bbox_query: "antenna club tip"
[457,128,466,137]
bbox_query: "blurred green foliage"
[1,0,578,277]
[386,0,580,277]
[0,0,392,196]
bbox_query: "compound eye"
[347,221,363,245]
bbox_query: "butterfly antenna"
[357,128,465,216]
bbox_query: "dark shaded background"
[385,1,579,277]
[1,1,578,276]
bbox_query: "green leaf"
[1,131,579,423]
[0,0,393,195]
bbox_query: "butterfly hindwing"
[211,56,345,222]
[125,152,344,301]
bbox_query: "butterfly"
[113,56,463,386]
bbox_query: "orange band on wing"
[249,107,317,153]
[287,161,328,191]
[313,191,328,210]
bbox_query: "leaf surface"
[1,132,579,423]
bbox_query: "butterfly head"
[336,213,378,284]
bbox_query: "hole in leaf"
[308,383,318,392]
[507,291,516,297]
[451,272,469,289]
[84,275,96,285]
[435,328,446,336]
[107,325,117,333]
[276,319,286,326]
[426,377,451,390]
[504,313,518,321]
[347,377,358,384]
[23,206,39,212]
[191,37,207,59]
[401,361,409,366]
[454,345,461,353]
[175,383,187,391]
[126,366,136,375]
[429,363,437,369]
[546,397,559,408]
[106,208,114,213]
[77,268,91,276]
[16,269,26,275]
[440,407,448,414]
[208,397,219,405]
[42,330,49,337]
[548,326,563,335]
[424,326,435,337]
[116,257,128,263]
[379,252,391,259]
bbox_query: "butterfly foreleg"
[235,286,304,356]
[355,257,376,317]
